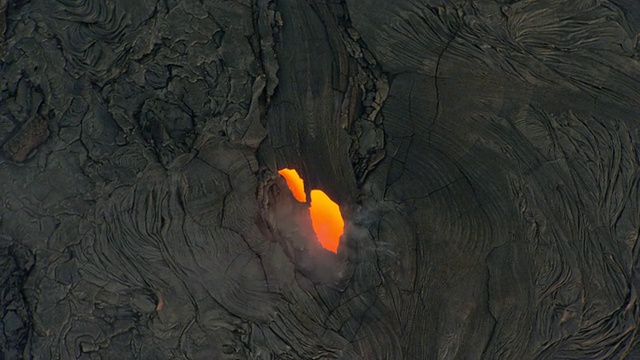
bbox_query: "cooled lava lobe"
[1,0,640,359]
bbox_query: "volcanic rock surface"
[1,0,640,359]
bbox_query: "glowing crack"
[278,168,344,253]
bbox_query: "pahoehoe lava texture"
[1,0,639,358]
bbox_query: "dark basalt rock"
[3,114,49,162]
[0,0,639,358]
[0,236,34,360]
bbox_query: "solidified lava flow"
[278,168,344,253]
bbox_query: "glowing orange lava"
[309,190,344,253]
[278,168,307,202]
[278,168,344,253]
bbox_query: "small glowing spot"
[278,168,344,253]
[309,190,344,253]
[278,168,307,202]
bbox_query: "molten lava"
[309,190,344,253]
[277,168,307,202]
[277,168,344,253]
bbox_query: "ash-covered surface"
[1,0,639,358]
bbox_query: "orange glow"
[278,168,307,202]
[277,168,344,253]
[309,190,344,253]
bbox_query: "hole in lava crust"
[277,168,344,253]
